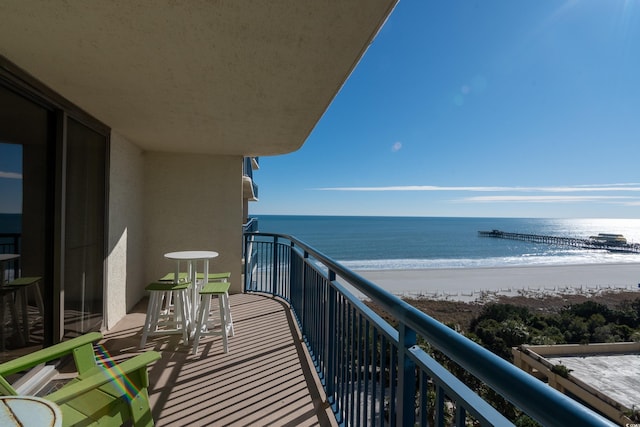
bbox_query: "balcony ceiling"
[0,1,396,156]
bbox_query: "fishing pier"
[478,230,640,254]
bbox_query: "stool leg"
[184,289,193,328]
[217,295,229,353]
[192,294,211,354]
[7,294,24,347]
[33,282,45,321]
[222,292,234,337]
[176,290,189,345]
[1,294,6,351]
[160,290,171,315]
[140,292,160,348]
[17,288,29,344]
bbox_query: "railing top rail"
[242,217,258,228]
[245,232,616,427]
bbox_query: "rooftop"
[514,342,640,424]
[548,352,640,409]
[536,342,640,409]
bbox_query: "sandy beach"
[353,263,640,301]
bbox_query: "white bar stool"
[0,287,23,350]
[156,271,190,314]
[5,276,44,344]
[195,271,231,283]
[140,281,191,348]
[191,281,234,355]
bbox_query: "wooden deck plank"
[101,293,335,426]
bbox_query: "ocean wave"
[339,253,640,271]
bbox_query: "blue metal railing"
[242,217,259,234]
[0,233,20,254]
[243,232,615,427]
[242,218,258,260]
[0,233,21,282]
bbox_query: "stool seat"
[195,272,231,282]
[200,281,231,294]
[146,281,190,291]
[192,282,234,355]
[140,281,192,348]
[157,272,190,282]
[6,277,42,287]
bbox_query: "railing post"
[398,323,417,427]
[287,240,298,308]
[243,234,249,291]
[325,269,337,407]
[272,235,279,296]
[300,249,309,328]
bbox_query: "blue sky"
[252,0,640,218]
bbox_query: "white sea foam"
[339,252,640,271]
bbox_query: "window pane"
[0,85,51,354]
[64,118,106,335]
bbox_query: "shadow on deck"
[100,293,335,426]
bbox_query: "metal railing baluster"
[243,232,616,427]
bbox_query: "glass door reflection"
[0,83,51,356]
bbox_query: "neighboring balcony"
[243,157,259,202]
[101,232,615,426]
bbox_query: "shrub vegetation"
[466,298,640,358]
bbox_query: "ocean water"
[0,213,21,249]
[256,215,640,270]
[0,213,21,233]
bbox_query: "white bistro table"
[164,251,219,333]
[0,396,62,426]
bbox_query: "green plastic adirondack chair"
[0,332,161,426]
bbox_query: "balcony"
[99,232,615,426]
[107,293,334,426]
[243,157,259,202]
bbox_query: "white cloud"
[313,184,640,192]
[461,195,636,203]
[0,171,22,180]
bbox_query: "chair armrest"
[0,332,103,377]
[45,351,161,405]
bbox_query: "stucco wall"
[143,152,243,294]
[107,132,146,329]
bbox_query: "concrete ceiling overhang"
[0,1,397,156]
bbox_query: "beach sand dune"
[353,263,640,301]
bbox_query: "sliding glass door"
[0,78,107,356]
[0,84,54,352]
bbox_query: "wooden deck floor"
[101,293,336,426]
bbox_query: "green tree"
[563,317,589,343]
[562,301,612,321]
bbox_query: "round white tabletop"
[164,251,218,260]
[0,396,62,426]
[163,251,220,331]
[0,253,20,262]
